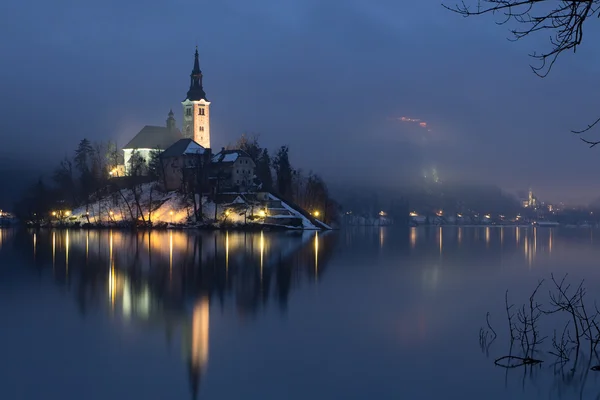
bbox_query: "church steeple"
[186,47,207,101]
[182,47,212,148]
[166,109,176,131]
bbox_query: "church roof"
[212,149,252,164]
[123,126,183,150]
[160,139,206,158]
[186,48,208,102]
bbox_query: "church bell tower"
[182,47,211,149]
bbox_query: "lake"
[1,226,600,399]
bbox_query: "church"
[122,47,212,170]
[118,48,256,191]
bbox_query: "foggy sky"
[2,0,600,205]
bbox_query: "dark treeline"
[15,139,120,222]
[15,134,340,225]
[229,134,340,223]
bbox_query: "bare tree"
[444,1,600,142]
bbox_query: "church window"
[199,108,205,116]
[186,108,192,116]
[199,126,204,132]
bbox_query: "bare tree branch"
[444,1,600,143]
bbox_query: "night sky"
[2,0,600,204]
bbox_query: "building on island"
[210,149,256,192]
[120,47,210,176]
[118,47,259,195]
[182,48,211,149]
[122,110,183,174]
[160,138,211,192]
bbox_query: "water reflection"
[7,228,336,399]
[3,226,600,399]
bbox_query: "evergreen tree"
[74,138,94,175]
[106,140,120,175]
[53,157,76,206]
[148,148,164,182]
[273,146,293,198]
[256,148,273,190]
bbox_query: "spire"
[166,109,176,131]
[186,47,207,101]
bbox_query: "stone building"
[210,149,256,192]
[160,139,211,192]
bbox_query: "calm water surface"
[1,227,600,399]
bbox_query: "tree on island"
[230,134,338,224]
[126,149,148,224]
[74,139,95,215]
[256,149,273,190]
[273,146,294,199]
[444,0,600,144]
[53,156,76,207]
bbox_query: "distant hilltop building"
[521,188,538,209]
[121,47,212,174]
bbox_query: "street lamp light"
[313,211,320,217]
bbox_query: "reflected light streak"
[500,227,504,246]
[549,229,553,253]
[260,231,264,280]
[86,231,89,263]
[485,227,490,246]
[458,227,462,245]
[379,227,384,249]
[516,227,520,245]
[169,230,173,281]
[109,230,113,268]
[225,232,229,276]
[52,231,56,269]
[438,227,443,255]
[534,227,537,256]
[65,230,70,275]
[108,266,116,310]
[410,228,417,248]
[314,231,319,279]
[191,296,210,370]
[33,233,37,259]
[122,281,132,319]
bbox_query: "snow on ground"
[267,193,319,230]
[66,183,327,230]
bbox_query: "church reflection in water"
[16,229,337,399]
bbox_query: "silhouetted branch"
[506,289,516,344]
[480,312,498,355]
[487,311,498,339]
[443,0,599,77]
[494,355,543,368]
[444,1,600,142]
